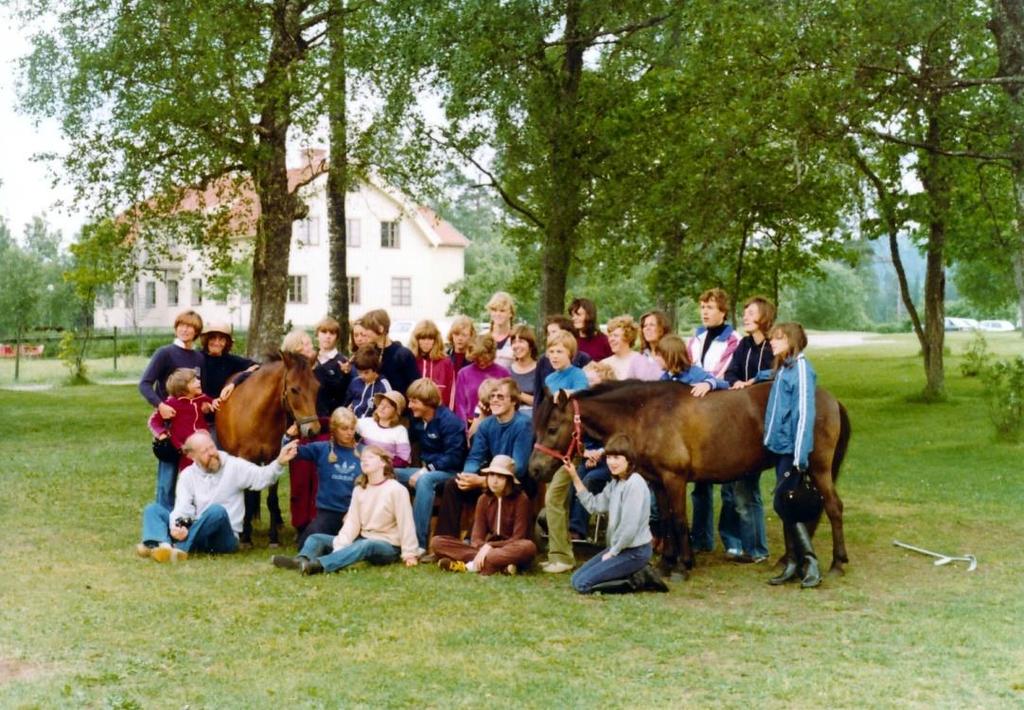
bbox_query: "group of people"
[134,287,823,593]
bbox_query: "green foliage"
[980,355,1024,442]
[960,331,992,378]
[782,261,870,330]
[58,330,91,385]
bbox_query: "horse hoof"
[828,564,845,577]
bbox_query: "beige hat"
[372,390,407,416]
[202,322,233,337]
[481,454,517,478]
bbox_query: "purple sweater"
[452,362,511,423]
[138,342,205,407]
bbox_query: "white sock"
[466,561,478,573]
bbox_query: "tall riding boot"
[793,522,821,588]
[631,565,669,592]
[769,524,799,585]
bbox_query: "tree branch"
[857,127,1013,162]
[542,13,671,48]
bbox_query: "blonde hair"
[165,367,199,397]
[583,360,616,384]
[355,445,395,488]
[447,315,476,352]
[281,329,310,354]
[477,378,500,409]
[486,291,516,323]
[467,334,497,363]
[606,315,638,348]
[545,330,578,359]
[407,377,442,408]
[329,407,357,435]
[409,320,445,360]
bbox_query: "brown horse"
[529,380,851,579]
[216,351,321,545]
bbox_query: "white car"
[979,319,1016,332]
[944,317,978,331]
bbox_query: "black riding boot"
[769,524,799,585]
[587,577,638,595]
[632,565,669,592]
[793,522,821,588]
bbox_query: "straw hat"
[480,454,517,478]
[372,390,407,416]
[202,322,233,338]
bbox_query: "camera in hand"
[174,515,196,529]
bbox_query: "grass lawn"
[1,332,1022,708]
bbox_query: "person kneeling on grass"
[136,431,299,562]
[432,455,537,575]
[563,433,668,594]
[272,446,420,575]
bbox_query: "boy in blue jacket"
[395,378,469,551]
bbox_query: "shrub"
[980,355,1024,442]
[960,331,991,378]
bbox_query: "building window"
[296,216,320,246]
[288,275,308,304]
[191,278,203,306]
[391,277,411,307]
[346,219,361,247]
[380,221,400,249]
[348,276,361,306]
[144,282,157,309]
[166,279,179,307]
[98,290,114,309]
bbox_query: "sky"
[0,19,84,244]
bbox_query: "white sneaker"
[151,543,188,563]
[541,561,573,574]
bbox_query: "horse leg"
[819,480,848,576]
[652,481,676,577]
[662,474,692,580]
[267,482,283,547]
[241,489,259,548]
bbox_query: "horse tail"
[831,402,851,484]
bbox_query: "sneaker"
[136,543,153,558]
[151,545,188,563]
[438,558,467,573]
[724,548,744,560]
[505,563,518,576]
[541,560,573,574]
[271,555,304,571]
[419,552,438,564]
[751,555,769,564]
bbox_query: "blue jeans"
[730,473,768,558]
[141,503,239,554]
[571,542,652,593]
[155,459,178,509]
[771,453,797,517]
[395,467,455,549]
[299,534,400,573]
[690,482,716,551]
[568,463,611,536]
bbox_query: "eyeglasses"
[489,392,509,401]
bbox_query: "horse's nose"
[301,421,321,438]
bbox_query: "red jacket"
[148,394,214,470]
[416,356,455,409]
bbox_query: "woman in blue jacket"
[756,322,820,588]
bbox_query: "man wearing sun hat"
[431,454,537,575]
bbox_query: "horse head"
[281,350,321,438]
[528,389,582,483]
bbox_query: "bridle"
[533,398,584,467]
[280,368,319,431]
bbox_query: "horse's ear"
[281,350,294,368]
[553,389,570,406]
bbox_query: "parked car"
[978,319,1016,332]
[944,317,978,331]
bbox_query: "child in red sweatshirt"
[148,367,216,472]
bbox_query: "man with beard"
[136,431,299,562]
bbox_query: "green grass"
[1,333,1023,708]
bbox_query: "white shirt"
[169,452,284,535]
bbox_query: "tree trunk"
[536,0,584,324]
[918,102,949,400]
[247,7,303,357]
[732,222,750,324]
[327,4,351,348]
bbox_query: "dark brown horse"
[216,351,320,545]
[529,380,851,578]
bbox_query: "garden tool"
[892,540,977,571]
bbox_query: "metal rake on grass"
[893,540,978,571]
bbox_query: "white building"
[94,160,470,332]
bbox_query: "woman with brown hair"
[409,319,455,406]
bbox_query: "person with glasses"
[429,378,534,555]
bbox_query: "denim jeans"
[155,459,178,510]
[395,467,455,549]
[771,453,797,518]
[571,542,652,593]
[568,463,611,536]
[299,533,400,573]
[690,482,716,551]
[141,502,239,554]
[729,473,768,558]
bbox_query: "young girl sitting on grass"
[654,334,729,398]
[356,391,412,467]
[148,367,216,473]
[432,454,537,575]
[756,321,821,589]
[272,446,420,575]
[563,433,668,594]
[283,407,362,548]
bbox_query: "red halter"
[533,398,584,468]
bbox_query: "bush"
[980,355,1024,442]
[960,331,991,378]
